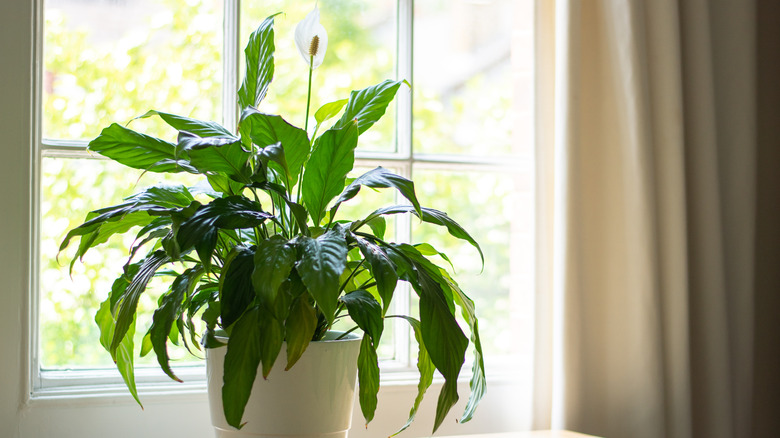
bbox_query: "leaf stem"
[339,259,366,293]
[335,325,360,340]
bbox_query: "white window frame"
[0,0,531,436]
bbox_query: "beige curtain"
[532,0,778,437]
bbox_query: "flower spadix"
[295,6,328,69]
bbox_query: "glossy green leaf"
[252,235,296,307]
[444,272,487,424]
[88,123,180,172]
[178,131,251,183]
[149,267,204,382]
[353,236,397,315]
[219,247,256,328]
[340,290,383,346]
[256,142,290,183]
[358,205,484,266]
[296,226,348,325]
[334,79,405,135]
[414,268,468,433]
[389,316,434,436]
[357,334,380,425]
[177,197,272,271]
[284,295,317,370]
[331,166,422,222]
[96,298,141,407]
[314,98,348,125]
[134,110,233,137]
[111,250,170,355]
[237,14,280,109]
[222,306,263,429]
[301,123,358,225]
[239,108,310,187]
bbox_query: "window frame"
[2,0,533,436]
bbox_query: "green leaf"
[314,98,349,125]
[414,267,468,433]
[256,142,290,183]
[252,235,296,307]
[301,123,359,225]
[88,123,180,172]
[353,236,397,315]
[177,131,251,183]
[60,184,194,270]
[96,298,141,407]
[357,205,484,266]
[445,272,487,424]
[253,181,309,234]
[331,166,422,225]
[219,247,255,328]
[366,216,386,240]
[389,316,434,436]
[149,267,204,382]
[296,226,348,325]
[334,79,406,135]
[340,290,383,346]
[177,197,272,271]
[237,13,280,109]
[357,334,380,425]
[284,295,317,370]
[222,306,263,429]
[239,108,310,187]
[133,110,233,137]
[111,250,170,355]
[258,314,284,379]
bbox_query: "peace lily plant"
[61,7,486,435]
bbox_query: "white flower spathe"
[294,6,328,69]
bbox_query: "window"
[25,0,535,436]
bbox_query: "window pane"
[410,167,533,358]
[413,0,532,157]
[43,0,224,141]
[241,0,397,152]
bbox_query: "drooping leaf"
[334,79,406,135]
[301,123,358,226]
[222,306,263,429]
[443,272,487,424]
[96,297,141,407]
[314,98,349,126]
[389,316,434,436]
[253,181,309,234]
[413,266,468,433]
[352,236,397,315]
[357,205,484,266]
[284,295,317,370]
[252,235,296,307]
[340,290,383,346]
[149,267,204,382]
[237,13,280,109]
[296,226,348,325]
[357,334,380,425]
[331,167,422,222]
[239,108,310,187]
[258,313,284,379]
[111,250,170,355]
[60,184,194,270]
[88,123,180,172]
[219,247,256,328]
[177,131,251,183]
[256,142,290,183]
[133,110,233,137]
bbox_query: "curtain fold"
[532,1,761,437]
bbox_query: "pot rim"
[210,329,361,345]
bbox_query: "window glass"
[43,0,224,141]
[413,0,529,157]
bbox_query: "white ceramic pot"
[206,331,362,438]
